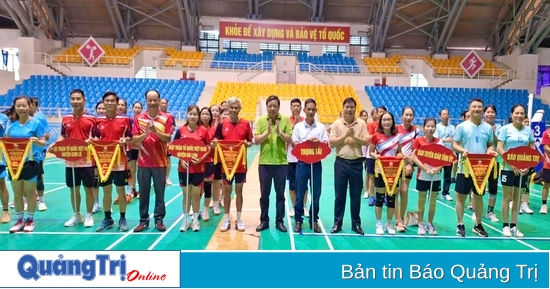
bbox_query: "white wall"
[535,48,550,66]
[0,29,21,48]
[0,70,18,94]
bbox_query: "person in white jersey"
[497,104,534,238]
[453,98,497,237]
[435,109,455,201]
[287,98,308,218]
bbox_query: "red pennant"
[415,144,457,167]
[291,141,331,164]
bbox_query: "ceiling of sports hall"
[1,0,549,56]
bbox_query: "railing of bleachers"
[156,58,274,72]
[21,54,71,74]
[237,62,265,82]
[49,54,135,68]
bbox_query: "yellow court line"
[206,154,261,250]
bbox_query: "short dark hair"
[304,98,316,107]
[342,97,356,107]
[30,97,39,107]
[401,106,415,116]
[266,95,280,107]
[469,98,484,106]
[70,89,85,99]
[439,109,448,115]
[291,98,301,106]
[484,104,497,115]
[423,117,437,127]
[102,92,119,102]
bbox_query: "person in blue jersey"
[0,113,10,224]
[30,97,50,212]
[453,98,497,237]
[482,105,502,222]
[5,96,46,233]
[434,109,455,201]
[497,105,534,238]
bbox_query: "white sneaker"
[511,227,524,238]
[83,214,94,227]
[467,204,473,210]
[441,194,453,201]
[213,205,221,215]
[23,219,35,232]
[92,203,101,214]
[375,223,384,235]
[485,212,499,222]
[9,202,14,209]
[304,207,310,218]
[235,220,245,232]
[64,213,83,227]
[166,178,172,186]
[201,210,210,221]
[503,226,511,237]
[289,209,295,218]
[418,222,426,235]
[362,191,369,199]
[9,219,25,233]
[521,203,533,214]
[180,220,189,232]
[38,202,47,211]
[220,220,230,232]
[426,223,437,235]
[385,223,396,235]
[209,200,213,208]
[540,204,548,214]
[192,221,200,232]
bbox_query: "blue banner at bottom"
[182,252,548,288]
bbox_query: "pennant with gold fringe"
[215,141,246,181]
[0,138,33,181]
[464,154,497,195]
[88,140,122,183]
[374,156,405,196]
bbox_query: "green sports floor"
[1,147,549,251]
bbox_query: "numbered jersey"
[496,124,534,171]
[454,120,494,174]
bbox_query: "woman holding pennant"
[93,92,132,232]
[496,104,534,238]
[411,118,444,236]
[174,105,211,232]
[369,111,403,235]
[5,96,46,233]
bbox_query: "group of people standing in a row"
[2,91,548,238]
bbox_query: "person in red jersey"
[199,107,218,219]
[94,92,132,232]
[132,90,174,232]
[48,89,97,228]
[364,106,387,205]
[160,98,176,186]
[213,97,253,232]
[175,105,211,232]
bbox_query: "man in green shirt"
[255,95,293,232]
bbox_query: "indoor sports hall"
[0,0,549,252]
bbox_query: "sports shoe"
[485,212,499,222]
[540,204,547,214]
[201,210,210,221]
[92,203,101,214]
[180,219,189,232]
[289,209,295,218]
[220,220,230,232]
[83,214,94,228]
[503,226,512,237]
[472,224,489,237]
[119,218,128,232]
[304,207,310,218]
[511,227,524,238]
[375,222,384,235]
[521,203,533,214]
[368,196,375,206]
[417,222,426,235]
[23,218,35,232]
[213,205,221,215]
[235,220,245,232]
[96,218,115,232]
[192,221,200,232]
[385,223,396,235]
[395,220,406,232]
[456,224,466,237]
[38,202,47,211]
[209,200,213,208]
[9,219,25,233]
[441,194,453,201]
[64,213,83,227]
[166,178,172,186]
[426,223,437,235]
[1,211,10,223]
[362,191,369,199]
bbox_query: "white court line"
[105,191,183,250]
[284,197,297,251]
[0,231,162,235]
[293,232,550,241]
[302,189,334,251]
[147,212,185,250]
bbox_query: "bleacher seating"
[366,86,546,125]
[363,55,404,74]
[211,82,362,122]
[163,48,205,68]
[297,52,360,73]
[0,75,205,117]
[211,50,273,70]
[425,56,505,77]
[54,44,145,65]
